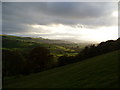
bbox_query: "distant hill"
[1,34,73,44]
[1,34,91,48]
[3,50,119,88]
[1,34,87,57]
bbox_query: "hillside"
[1,34,73,44]
[2,35,86,56]
[3,50,119,88]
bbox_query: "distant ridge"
[1,34,73,44]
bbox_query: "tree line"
[58,38,120,66]
[2,38,120,76]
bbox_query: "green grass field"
[3,50,119,88]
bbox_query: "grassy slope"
[3,50,119,88]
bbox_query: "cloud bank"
[2,2,118,43]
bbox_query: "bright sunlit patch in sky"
[29,24,118,43]
[31,25,40,28]
[112,11,118,17]
[82,26,118,43]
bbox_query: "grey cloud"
[2,2,117,35]
[33,2,114,19]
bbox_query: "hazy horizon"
[2,2,118,43]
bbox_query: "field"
[3,50,119,88]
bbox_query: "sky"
[2,2,118,43]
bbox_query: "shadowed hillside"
[3,50,119,88]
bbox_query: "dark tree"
[28,46,53,73]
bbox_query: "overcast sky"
[2,2,118,43]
